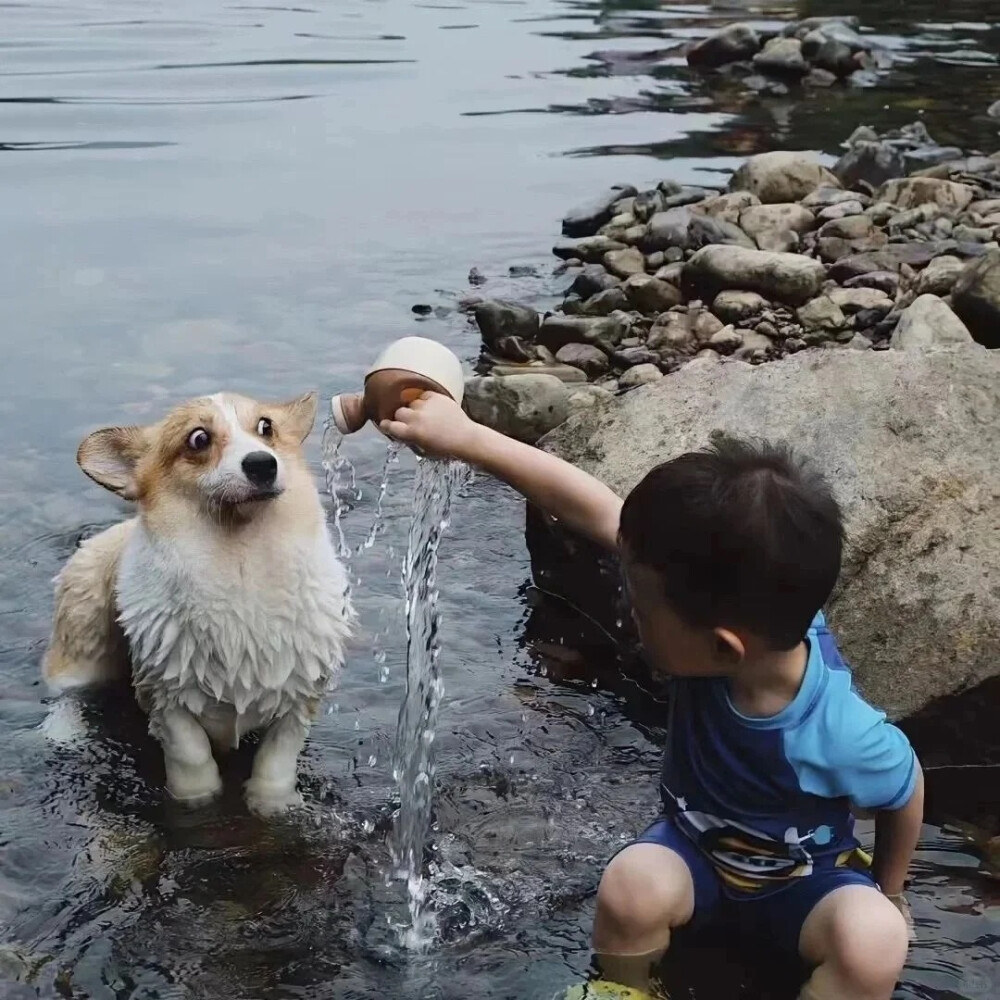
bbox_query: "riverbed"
[0,2,997,997]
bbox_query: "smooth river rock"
[562,184,639,238]
[475,300,540,350]
[729,151,841,205]
[877,177,976,214]
[739,203,816,252]
[682,245,826,305]
[464,374,572,444]
[687,23,761,67]
[890,295,974,352]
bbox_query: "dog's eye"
[256,417,273,438]
[187,428,211,451]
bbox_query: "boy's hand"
[382,389,622,551]
[380,392,481,462]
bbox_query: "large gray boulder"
[951,249,1000,349]
[535,348,1000,718]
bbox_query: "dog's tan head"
[78,391,318,524]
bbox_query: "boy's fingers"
[380,419,409,439]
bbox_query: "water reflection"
[0,1,997,998]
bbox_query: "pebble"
[708,326,744,354]
[843,270,900,296]
[817,200,867,222]
[613,347,661,368]
[712,290,770,324]
[619,364,663,389]
[828,286,894,315]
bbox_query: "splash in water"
[320,418,360,561]
[392,456,470,950]
[359,439,401,553]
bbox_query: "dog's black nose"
[242,451,278,488]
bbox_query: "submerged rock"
[536,348,1000,718]
[729,151,841,205]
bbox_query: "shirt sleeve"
[829,705,917,810]
[788,685,919,811]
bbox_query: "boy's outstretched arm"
[382,392,622,551]
[871,767,924,901]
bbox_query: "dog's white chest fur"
[116,516,351,743]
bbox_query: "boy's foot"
[561,982,661,1000]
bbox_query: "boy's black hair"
[618,435,843,650]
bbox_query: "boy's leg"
[797,884,909,1000]
[592,841,698,991]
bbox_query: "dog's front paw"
[166,767,223,808]
[244,780,303,817]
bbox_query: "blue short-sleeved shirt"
[660,612,917,896]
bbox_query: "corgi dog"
[43,391,353,816]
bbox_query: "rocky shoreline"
[462,116,1000,444]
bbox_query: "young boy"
[382,393,923,1000]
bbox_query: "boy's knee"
[803,887,908,996]
[595,844,694,951]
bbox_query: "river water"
[0,1,997,997]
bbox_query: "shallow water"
[0,1,997,997]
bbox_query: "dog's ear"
[77,426,148,500]
[274,392,318,444]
